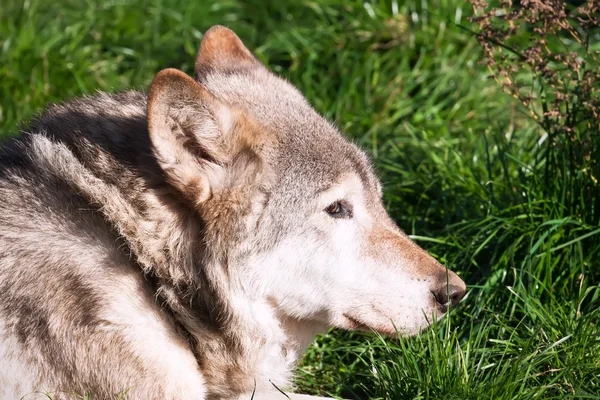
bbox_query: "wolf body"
[0,26,466,399]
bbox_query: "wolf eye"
[324,200,353,219]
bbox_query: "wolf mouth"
[341,312,398,336]
[343,313,369,331]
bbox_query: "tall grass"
[1,0,598,398]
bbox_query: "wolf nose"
[432,270,466,313]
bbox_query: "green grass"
[1,0,599,398]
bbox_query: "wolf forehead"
[196,66,380,197]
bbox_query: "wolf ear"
[147,68,234,204]
[194,25,260,79]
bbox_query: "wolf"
[0,26,466,399]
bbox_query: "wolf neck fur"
[27,100,299,395]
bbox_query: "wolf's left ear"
[194,25,261,79]
[147,68,236,204]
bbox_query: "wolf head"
[147,26,466,338]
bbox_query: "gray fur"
[0,26,465,399]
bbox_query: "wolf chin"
[0,26,466,399]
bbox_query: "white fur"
[243,175,442,338]
[103,273,207,399]
[0,320,46,399]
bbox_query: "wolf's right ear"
[147,68,232,204]
[194,25,261,79]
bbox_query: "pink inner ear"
[195,25,259,76]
